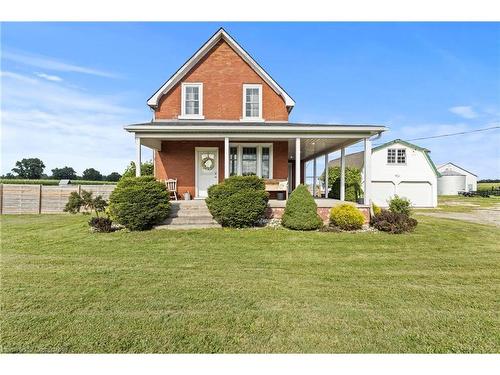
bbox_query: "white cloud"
[449,106,478,119]
[2,50,119,79]
[1,71,145,176]
[35,72,63,82]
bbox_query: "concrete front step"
[163,216,219,225]
[155,223,221,230]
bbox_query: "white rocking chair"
[165,179,178,200]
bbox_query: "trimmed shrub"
[206,175,268,228]
[372,202,382,216]
[388,195,412,216]
[329,204,365,231]
[89,217,113,233]
[108,176,170,231]
[321,166,363,202]
[371,209,418,234]
[281,184,323,231]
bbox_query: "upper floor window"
[387,148,406,164]
[242,84,262,121]
[180,83,204,119]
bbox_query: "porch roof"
[124,121,387,136]
[125,121,387,162]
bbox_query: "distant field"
[478,182,499,191]
[0,179,116,185]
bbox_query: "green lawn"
[1,214,499,353]
[430,195,500,213]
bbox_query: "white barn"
[329,139,439,207]
[437,162,477,195]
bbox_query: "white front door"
[196,148,218,198]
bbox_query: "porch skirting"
[265,199,371,224]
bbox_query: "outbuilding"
[437,162,477,195]
[329,139,440,207]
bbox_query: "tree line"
[2,158,122,182]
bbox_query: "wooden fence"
[0,184,116,214]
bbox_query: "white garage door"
[372,181,396,207]
[397,182,433,207]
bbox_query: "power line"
[349,125,500,148]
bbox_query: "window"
[397,149,406,164]
[229,143,273,178]
[180,83,204,119]
[242,147,258,175]
[242,84,262,120]
[261,147,270,179]
[387,148,406,164]
[229,147,238,176]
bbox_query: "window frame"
[387,148,407,165]
[241,84,263,121]
[179,82,204,119]
[229,143,273,178]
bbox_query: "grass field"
[478,182,500,191]
[432,195,500,213]
[1,214,499,353]
[0,179,116,185]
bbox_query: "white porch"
[125,121,386,204]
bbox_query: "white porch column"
[363,138,372,205]
[324,153,329,198]
[312,157,317,197]
[295,138,301,188]
[224,137,230,179]
[340,148,346,201]
[135,137,141,177]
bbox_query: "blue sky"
[1,22,499,178]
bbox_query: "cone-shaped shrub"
[109,176,170,231]
[281,184,323,230]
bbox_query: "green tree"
[82,168,103,181]
[11,158,45,179]
[64,190,107,217]
[105,172,122,182]
[319,166,363,202]
[121,161,154,178]
[51,166,77,180]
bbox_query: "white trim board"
[147,28,295,110]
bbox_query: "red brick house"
[125,28,385,205]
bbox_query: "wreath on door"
[201,155,215,171]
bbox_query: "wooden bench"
[264,179,288,199]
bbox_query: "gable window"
[180,83,204,119]
[229,143,273,178]
[387,148,406,164]
[242,84,262,121]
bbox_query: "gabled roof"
[373,139,440,177]
[437,162,477,177]
[147,28,295,111]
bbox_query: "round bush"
[329,204,365,231]
[108,176,170,231]
[281,184,323,231]
[206,175,268,228]
[371,209,418,234]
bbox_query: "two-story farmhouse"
[125,28,386,204]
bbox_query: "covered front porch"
[125,121,386,205]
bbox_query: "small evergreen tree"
[281,184,323,230]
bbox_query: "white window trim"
[241,84,263,122]
[229,143,273,179]
[387,148,407,165]
[179,82,205,120]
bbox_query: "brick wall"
[155,40,289,121]
[155,140,289,198]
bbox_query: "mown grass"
[429,195,500,213]
[0,179,116,185]
[1,214,499,353]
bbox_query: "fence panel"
[1,184,41,214]
[40,185,80,213]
